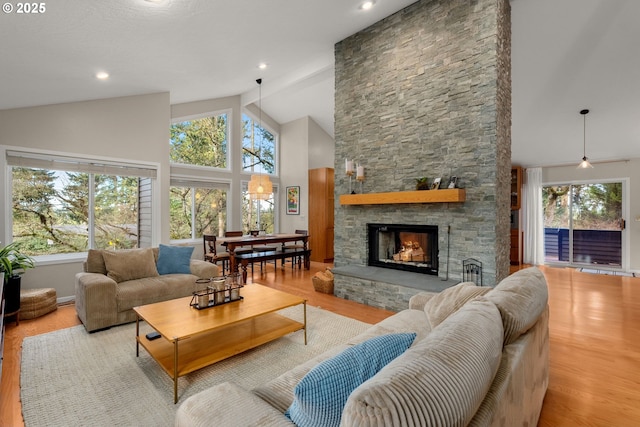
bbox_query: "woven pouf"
[20,288,57,320]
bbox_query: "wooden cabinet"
[309,168,334,263]
[510,228,522,265]
[510,166,523,264]
[511,166,522,210]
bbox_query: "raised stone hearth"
[332,265,459,312]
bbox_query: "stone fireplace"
[332,0,512,312]
[368,223,438,276]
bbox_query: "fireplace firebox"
[368,223,438,275]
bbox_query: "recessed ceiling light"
[258,63,268,70]
[96,72,109,80]
[360,1,375,10]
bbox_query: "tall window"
[169,184,228,239]
[241,183,276,234]
[8,151,155,256]
[170,113,228,169]
[242,113,275,174]
[543,181,624,266]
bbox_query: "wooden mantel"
[339,189,465,205]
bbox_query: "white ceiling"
[1,0,638,168]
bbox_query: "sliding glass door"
[543,181,625,269]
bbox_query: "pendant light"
[247,78,273,200]
[577,109,594,169]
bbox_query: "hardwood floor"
[1,262,639,426]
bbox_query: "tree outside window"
[169,186,227,239]
[170,114,228,168]
[242,113,275,174]
[12,167,139,255]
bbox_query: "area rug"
[20,305,370,427]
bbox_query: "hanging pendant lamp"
[248,78,273,200]
[577,109,594,169]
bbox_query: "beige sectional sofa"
[75,246,219,332]
[175,267,549,427]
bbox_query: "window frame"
[3,147,159,262]
[169,176,231,243]
[169,109,232,172]
[241,110,279,177]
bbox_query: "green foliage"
[543,183,623,230]
[11,167,140,255]
[170,115,228,168]
[169,187,228,240]
[242,113,275,174]
[0,241,35,281]
[415,177,429,190]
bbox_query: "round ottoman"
[20,288,57,320]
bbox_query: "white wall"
[542,158,640,272]
[308,118,334,169]
[280,117,310,233]
[0,92,171,299]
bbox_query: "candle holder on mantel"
[356,165,365,194]
[345,159,355,194]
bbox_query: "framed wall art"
[286,186,300,215]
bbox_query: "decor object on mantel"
[415,177,430,191]
[431,177,441,190]
[340,188,465,205]
[577,109,594,169]
[345,159,355,194]
[356,164,365,193]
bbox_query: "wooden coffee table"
[133,283,307,403]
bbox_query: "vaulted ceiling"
[1,0,638,168]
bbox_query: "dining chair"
[224,230,257,275]
[282,229,308,269]
[203,234,230,275]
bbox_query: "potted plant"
[0,242,35,317]
[415,177,430,191]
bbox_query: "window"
[543,181,624,267]
[170,113,228,169]
[242,113,275,175]
[241,182,276,234]
[7,151,156,256]
[169,183,228,240]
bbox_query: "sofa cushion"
[341,298,503,427]
[85,249,107,274]
[156,244,194,275]
[102,247,159,283]
[424,281,491,327]
[485,267,548,345]
[346,309,431,346]
[116,274,196,312]
[285,333,416,427]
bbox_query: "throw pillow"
[102,247,159,283]
[285,333,416,427]
[156,244,194,275]
[424,282,491,328]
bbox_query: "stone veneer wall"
[333,0,511,292]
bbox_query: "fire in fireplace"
[368,223,438,275]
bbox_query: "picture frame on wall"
[286,186,300,215]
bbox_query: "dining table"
[217,233,310,274]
